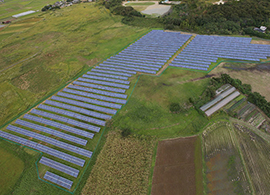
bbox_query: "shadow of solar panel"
[23,114,94,139]
[39,157,79,178]
[15,119,88,145]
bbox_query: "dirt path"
[156,36,195,76]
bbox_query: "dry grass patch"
[82,131,156,195]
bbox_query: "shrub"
[121,128,131,138]
[169,102,182,113]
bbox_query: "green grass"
[0,146,24,195]
[0,3,150,127]
[111,68,210,138]
[126,2,155,6]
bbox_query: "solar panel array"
[0,30,193,190]
[170,35,270,71]
[101,30,192,75]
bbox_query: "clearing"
[151,136,203,195]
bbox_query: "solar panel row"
[44,171,73,189]
[7,125,92,158]
[86,71,129,80]
[77,77,130,89]
[15,119,88,145]
[39,157,79,178]
[0,131,85,167]
[82,74,130,85]
[23,114,94,138]
[31,109,100,132]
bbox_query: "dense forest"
[101,0,270,38]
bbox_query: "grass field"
[0,0,55,20]
[0,3,149,127]
[0,146,24,195]
[110,68,210,138]
[82,131,156,195]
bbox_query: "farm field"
[211,62,270,101]
[233,122,270,194]
[82,131,156,195]
[151,136,203,195]
[0,3,149,127]
[202,120,252,194]
[0,0,55,20]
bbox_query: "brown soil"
[151,136,197,195]
[250,40,270,45]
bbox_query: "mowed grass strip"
[0,147,24,195]
[125,2,155,6]
[82,131,156,195]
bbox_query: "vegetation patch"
[82,131,156,195]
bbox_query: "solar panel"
[77,78,130,89]
[63,88,127,104]
[39,157,79,178]
[57,92,122,109]
[73,81,126,93]
[30,109,100,132]
[51,96,117,115]
[0,131,85,167]
[86,71,129,80]
[23,114,94,138]
[6,125,93,158]
[82,74,130,84]
[91,69,132,77]
[38,104,106,126]
[15,119,88,145]
[44,171,73,189]
[45,99,112,120]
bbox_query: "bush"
[121,128,131,138]
[169,103,182,113]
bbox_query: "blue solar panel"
[68,85,127,99]
[95,66,136,74]
[86,71,129,80]
[44,171,73,189]
[39,157,79,178]
[57,92,122,109]
[91,69,132,77]
[38,104,106,126]
[0,131,85,167]
[15,119,88,145]
[51,96,117,115]
[23,114,94,138]
[73,81,126,93]
[30,109,100,132]
[6,125,92,158]
[45,100,112,120]
[63,88,127,104]
[77,78,130,89]
[82,74,130,84]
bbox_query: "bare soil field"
[211,62,270,101]
[151,136,199,195]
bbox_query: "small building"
[254,26,267,33]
